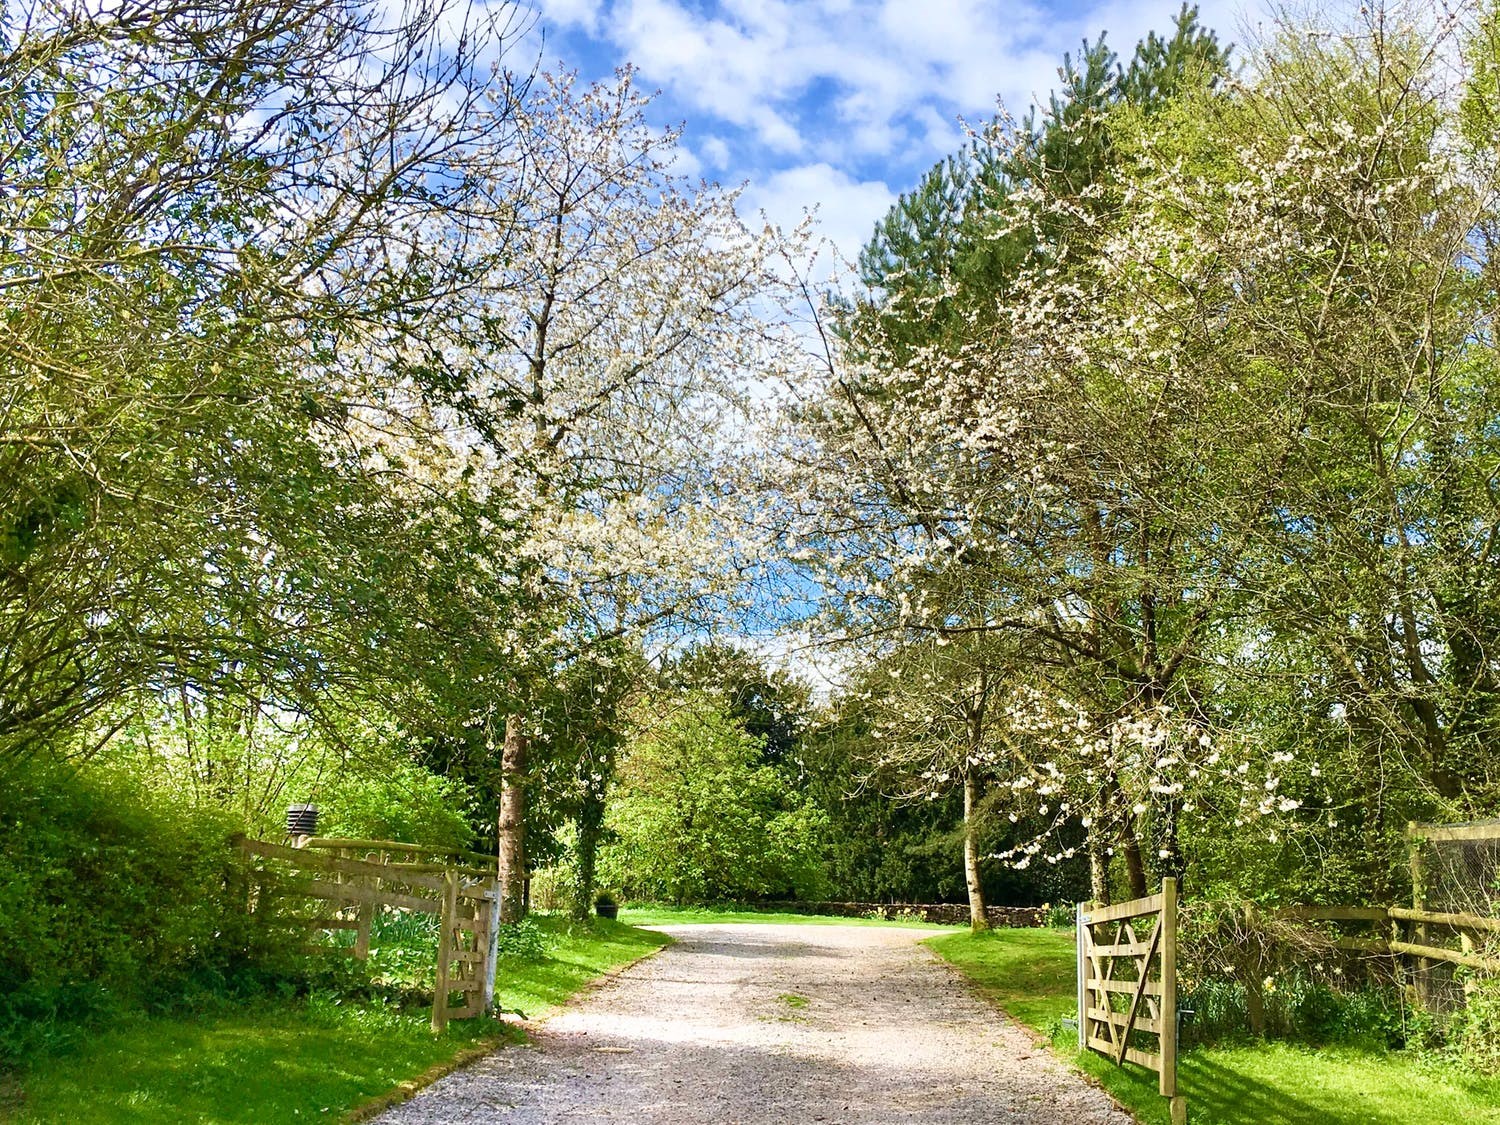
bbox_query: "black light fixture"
[286,802,319,837]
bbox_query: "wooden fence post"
[1160,877,1185,1125]
[1407,821,1431,1010]
[354,873,375,961]
[431,869,459,1034]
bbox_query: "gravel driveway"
[374,923,1136,1124]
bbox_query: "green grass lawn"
[621,903,960,929]
[0,916,669,1125]
[928,927,1500,1125]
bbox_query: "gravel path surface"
[375,923,1136,1124]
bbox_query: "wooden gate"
[239,837,501,1032]
[1077,878,1185,1125]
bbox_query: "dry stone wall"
[780,901,1049,927]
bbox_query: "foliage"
[665,642,815,769]
[94,701,481,849]
[0,0,535,763]
[496,918,550,962]
[425,68,810,673]
[601,692,829,903]
[1447,972,1500,1075]
[359,911,441,997]
[0,758,293,1065]
[1044,902,1076,928]
[619,904,952,929]
[314,763,476,851]
[784,0,1500,912]
[803,686,1088,906]
[784,6,1237,916]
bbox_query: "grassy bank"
[0,916,670,1125]
[928,927,1500,1125]
[622,903,960,929]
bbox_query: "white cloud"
[550,0,1271,283]
[597,0,1262,169]
[600,0,1058,170]
[701,135,732,171]
[536,0,605,34]
[740,162,895,269]
[607,0,808,151]
[669,139,704,180]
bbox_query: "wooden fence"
[1077,878,1185,1125]
[1274,821,1500,1012]
[239,837,501,1032]
[1278,903,1500,972]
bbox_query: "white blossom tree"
[417,67,814,914]
[782,2,1500,905]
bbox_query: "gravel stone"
[374,923,1137,1124]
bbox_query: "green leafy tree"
[601,692,827,903]
[793,8,1234,909]
[665,642,814,769]
[0,0,532,760]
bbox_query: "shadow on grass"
[1179,1054,1411,1125]
[1077,1047,1448,1125]
[494,921,672,1019]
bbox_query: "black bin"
[286,803,319,836]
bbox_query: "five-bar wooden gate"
[1077,877,1185,1125]
[239,837,501,1032]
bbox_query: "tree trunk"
[1121,821,1148,900]
[498,715,529,923]
[963,770,990,933]
[1158,797,1185,890]
[1088,832,1111,907]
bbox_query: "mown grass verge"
[927,927,1500,1125]
[621,903,960,929]
[0,916,669,1125]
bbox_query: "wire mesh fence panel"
[1408,820,1500,1013]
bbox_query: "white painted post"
[481,884,501,1013]
[1076,900,1089,1053]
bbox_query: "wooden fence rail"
[238,837,500,1032]
[1078,878,1185,1125]
[1274,903,1500,974]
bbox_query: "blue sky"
[523,0,1261,265]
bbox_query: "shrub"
[527,864,574,914]
[496,918,549,962]
[1176,898,1408,1048]
[0,757,289,1063]
[1045,901,1075,928]
[1448,973,1500,1074]
[313,760,476,850]
[361,911,441,993]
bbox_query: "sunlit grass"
[928,927,1500,1125]
[1,916,669,1124]
[0,1000,499,1125]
